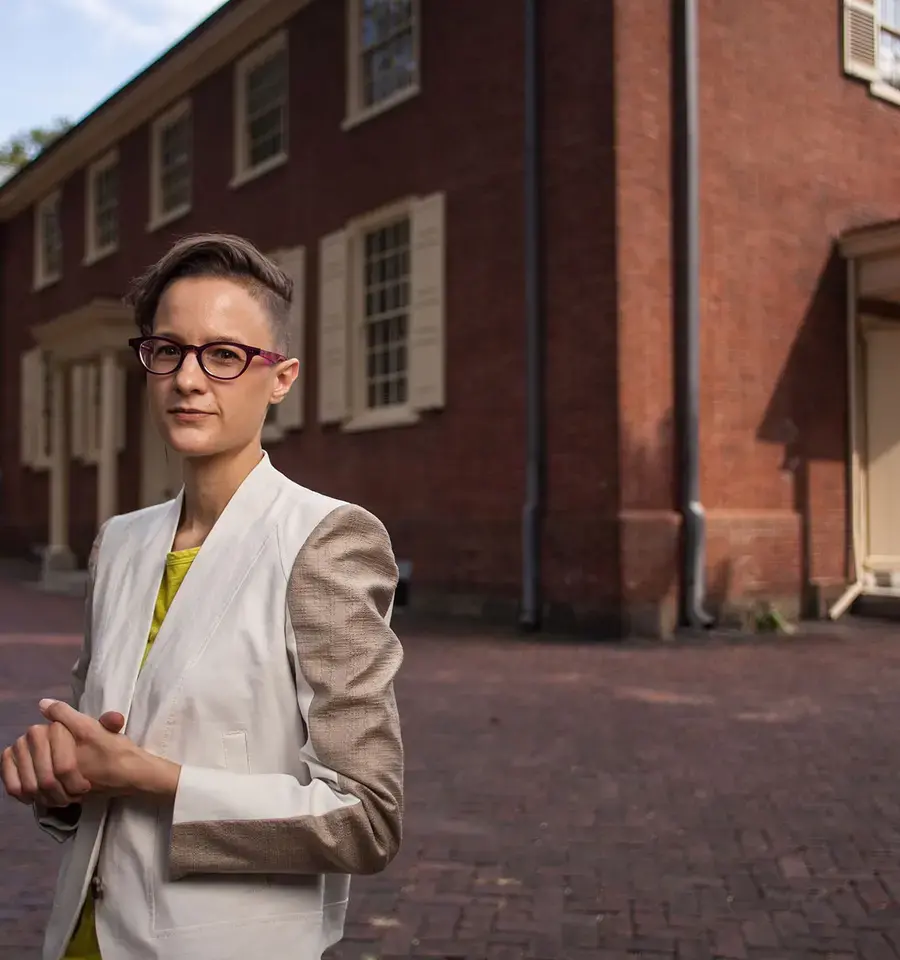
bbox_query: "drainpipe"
[673,0,713,628]
[520,0,544,631]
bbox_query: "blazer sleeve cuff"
[34,801,82,842]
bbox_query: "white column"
[97,349,119,525]
[46,361,74,572]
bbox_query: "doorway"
[865,326,900,581]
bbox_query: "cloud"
[60,0,227,48]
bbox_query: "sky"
[1,0,228,143]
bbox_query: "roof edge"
[0,0,311,222]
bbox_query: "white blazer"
[37,454,404,960]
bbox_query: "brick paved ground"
[3,578,900,958]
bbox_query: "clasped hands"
[1,700,180,809]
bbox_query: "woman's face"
[144,275,297,460]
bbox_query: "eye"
[209,347,241,362]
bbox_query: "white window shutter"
[278,245,306,430]
[318,230,350,424]
[70,364,87,460]
[114,361,127,452]
[85,361,100,464]
[34,353,51,470]
[845,0,879,81]
[409,192,447,412]
[20,350,39,467]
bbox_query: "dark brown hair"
[126,233,293,351]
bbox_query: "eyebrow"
[152,331,248,344]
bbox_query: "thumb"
[99,711,126,734]
[39,699,95,737]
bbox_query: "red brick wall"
[5,0,895,630]
[0,0,547,600]
[611,0,900,623]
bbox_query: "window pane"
[245,48,286,168]
[362,217,411,410]
[41,196,62,278]
[360,0,416,108]
[93,162,119,251]
[159,113,192,214]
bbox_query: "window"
[34,191,62,288]
[345,0,420,127]
[150,100,192,228]
[845,0,900,104]
[86,150,119,262]
[234,32,288,184]
[362,219,410,410]
[317,193,446,432]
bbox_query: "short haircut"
[126,233,293,352]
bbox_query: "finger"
[26,725,70,808]
[48,723,91,799]
[0,747,24,802]
[12,737,39,802]
[39,700,94,739]
[98,712,125,734]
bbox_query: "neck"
[179,441,263,541]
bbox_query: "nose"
[172,348,205,393]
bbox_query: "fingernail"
[38,699,58,711]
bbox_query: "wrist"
[126,748,181,799]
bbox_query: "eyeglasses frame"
[128,335,287,381]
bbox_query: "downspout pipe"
[673,0,714,629]
[520,0,544,631]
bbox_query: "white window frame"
[33,191,63,290]
[84,149,120,264]
[232,31,289,188]
[343,0,421,130]
[845,0,900,105]
[149,99,192,231]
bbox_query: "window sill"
[147,204,191,233]
[33,272,61,292]
[342,84,420,131]
[871,80,900,107]
[83,244,118,267]
[229,152,288,190]
[341,406,421,433]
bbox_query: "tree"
[0,118,73,179]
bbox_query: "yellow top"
[64,546,200,960]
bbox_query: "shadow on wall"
[757,246,847,617]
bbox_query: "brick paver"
[3,577,900,958]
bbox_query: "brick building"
[1,0,900,636]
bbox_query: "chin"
[163,423,222,458]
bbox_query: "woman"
[1,234,404,960]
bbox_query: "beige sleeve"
[169,504,404,878]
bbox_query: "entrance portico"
[28,298,132,581]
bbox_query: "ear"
[269,357,299,406]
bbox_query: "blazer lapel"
[87,491,183,724]
[124,453,282,745]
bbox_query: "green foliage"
[0,118,73,178]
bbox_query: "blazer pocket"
[222,731,251,774]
